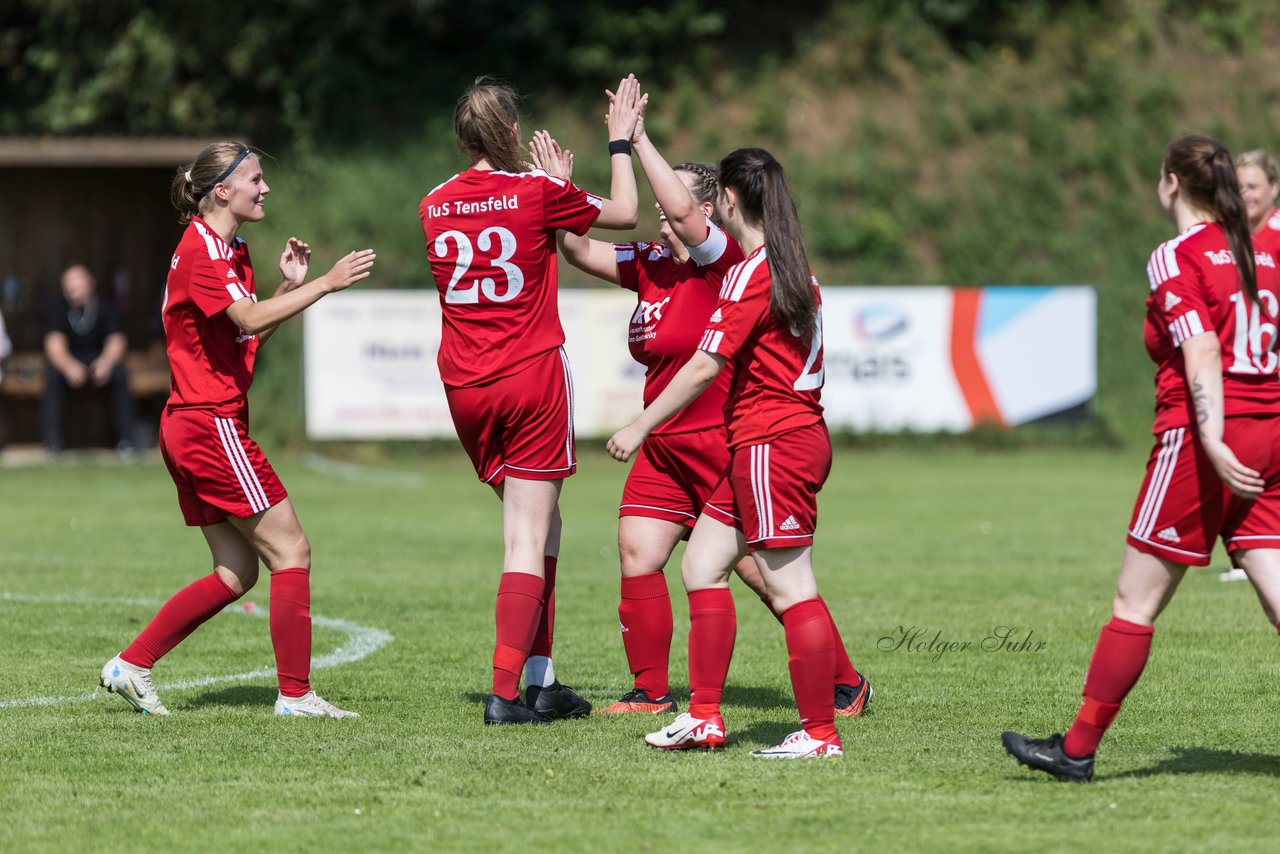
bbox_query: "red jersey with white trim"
[421,168,602,388]
[697,245,825,448]
[162,217,259,416]
[615,221,744,434]
[1144,220,1280,433]
[1253,207,1280,256]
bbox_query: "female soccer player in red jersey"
[420,76,642,724]
[99,141,375,717]
[1003,134,1280,781]
[534,118,870,719]
[607,147,847,758]
[1237,149,1280,253]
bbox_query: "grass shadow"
[721,684,794,711]
[186,685,277,709]
[733,721,802,750]
[1108,746,1280,780]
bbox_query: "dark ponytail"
[718,147,816,337]
[1164,134,1259,306]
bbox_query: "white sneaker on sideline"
[274,691,359,718]
[99,655,170,716]
[1220,567,1249,582]
[751,729,842,759]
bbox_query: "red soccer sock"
[121,572,240,668]
[529,556,557,659]
[819,596,861,687]
[1063,616,1154,758]
[687,588,736,719]
[270,567,313,698]
[492,571,545,700]
[619,571,673,697]
[782,598,838,742]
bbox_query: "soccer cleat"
[751,730,843,759]
[526,681,591,719]
[485,693,552,725]
[1001,731,1094,782]
[99,656,169,716]
[274,691,359,718]
[1220,567,1249,582]
[644,711,727,750]
[834,675,873,718]
[596,688,679,715]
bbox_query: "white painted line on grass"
[302,452,427,488]
[0,592,394,710]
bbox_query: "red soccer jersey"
[615,221,744,434]
[1253,207,1280,256]
[162,217,259,416]
[697,245,825,448]
[421,168,602,388]
[1144,220,1280,433]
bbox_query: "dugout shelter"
[0,137,210,448]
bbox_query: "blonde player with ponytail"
[100,142,374,717]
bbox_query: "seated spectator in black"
[43,264,135,454]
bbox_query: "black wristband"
[608,139,633,157]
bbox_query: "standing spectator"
[43,264,135,455]
[0,302,11,381]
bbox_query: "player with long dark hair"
[534,112,869,719]
[421,76,642,724]
[100,141,375,717]
[608,147,848,758]
[1002,134,1280,780]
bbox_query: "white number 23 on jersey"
[435,227,524,304]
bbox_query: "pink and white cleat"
[751,730,842,759]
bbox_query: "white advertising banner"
[303,286,1095,439]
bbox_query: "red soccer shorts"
[445,346,576,485]
[620,428,731,527]
[1127,417,1280,565]
[159,407,287,527]
[704,421,832,552]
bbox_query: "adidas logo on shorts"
[1155,527,1180,543]
[779,515,801,532]
[1164,291,1181,311]
[710,309,722,323]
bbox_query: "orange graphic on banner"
[949,288,1006,427]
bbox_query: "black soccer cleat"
[526,681,592,719]
[1001,731,1094,782]
[484,693,552,725]
[834,674,873,718]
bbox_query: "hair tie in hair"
[196,148,253,200]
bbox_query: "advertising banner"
[304,286,1095,439]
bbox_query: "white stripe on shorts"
[559,346,575,468]
[215,417,270,514]
[1133,427,1183,538]
[750,443,774,542]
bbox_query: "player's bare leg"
[1235,548,1280,627]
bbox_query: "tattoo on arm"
[1191,379,1213,433]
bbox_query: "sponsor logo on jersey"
[779,515,802,532]
[1257,250,1277,269]
[855,304,909,342]
[1155,527,1180,543]
[1204,249,1235,266]
[1164,291,1181,311]
[170,254,180,270]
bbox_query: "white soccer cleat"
[751,730,843,759]
[274,691,359,718]
[1219,567,1249,582]
[644,711,726,750]
[99,655,170,716]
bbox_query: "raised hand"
[605,74,645,143]
[530,130,574,181]
[278,237,311,292]
[321,249,377,293]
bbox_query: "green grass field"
[2,446,1278,852]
